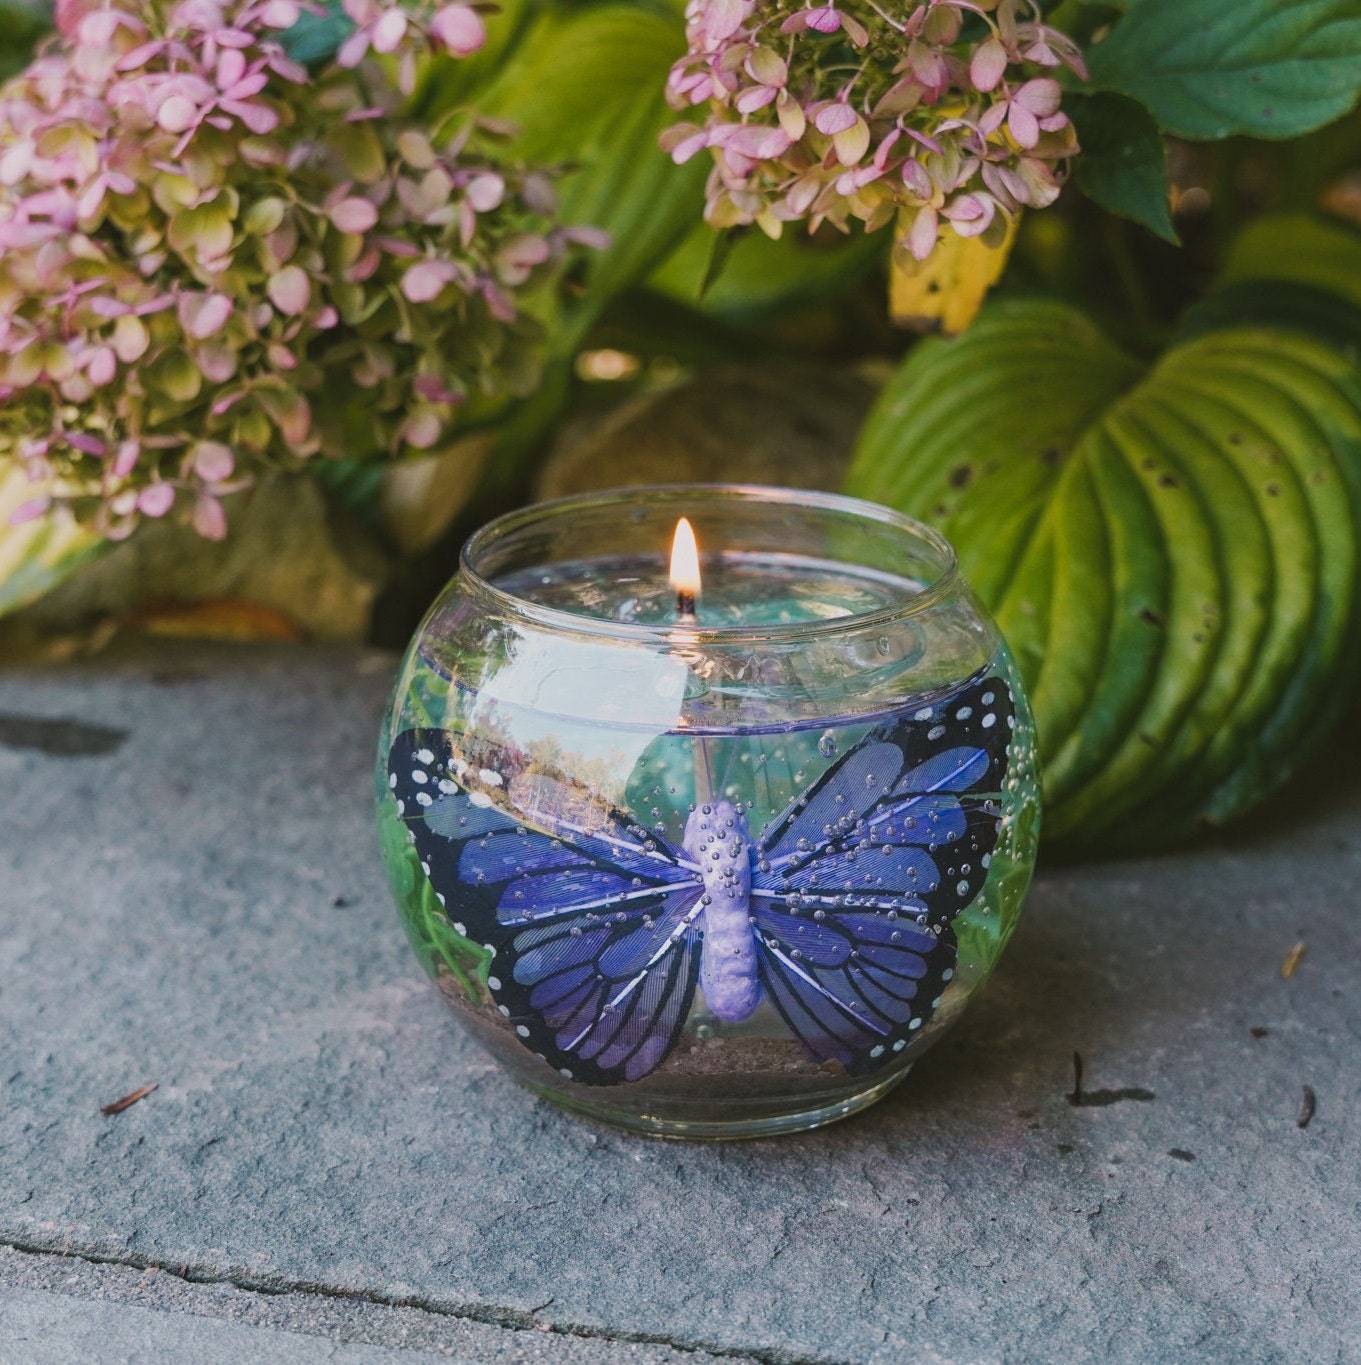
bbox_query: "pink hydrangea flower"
[0,0,599,541]
[663,0,1084,261]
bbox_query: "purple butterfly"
[388,672,1014,1086]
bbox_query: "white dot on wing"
[982,713,996,728]
[411,770,428,785]
[516,1025,530,1037]
[914,708,932,721]
[396,799,405,815]
[956,707,972,720]
[415,748,434,764]
[415,792,432,807]
[498,1005,510,1016]
[928,725,945,741]
[909,1017,923,1030]
[487,976,501,990]
[388,772,397,789]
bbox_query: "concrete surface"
[0,644,1357,1363]
[0,1282,454,1365]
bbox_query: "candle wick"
[676,589,696,621]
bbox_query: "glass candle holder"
[376,486,1040,1138]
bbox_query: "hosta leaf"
[1216,212,1361,312]
[0,465,105,619]
[1179,214,1361,353]
[476,5,707,343]
[1085,0,1361,141]
[846,299,1361,854]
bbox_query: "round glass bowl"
[376,485,1040,1138]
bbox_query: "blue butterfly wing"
[388,728,704,1085]
[752,673,1014,1074]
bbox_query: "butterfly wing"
[752,674,1015,1075]
[388,728,705,1085]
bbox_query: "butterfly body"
[388,672,1016,1086]
[684,800,761,1023]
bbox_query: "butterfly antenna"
[717,738,740,801]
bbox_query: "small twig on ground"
[1281,941,1306,979]
[1066,1052,1154,1107]
[1297,1086,1316,1130]
[100,1082,158,1116]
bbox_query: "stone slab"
[0,1248,744,1363]
[0,1286,451,1365]
[0,644,1358,1363]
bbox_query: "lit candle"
[380,485,1038,1138]
[670,516,700,622]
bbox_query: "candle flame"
[669,516,701,601]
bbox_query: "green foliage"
[1216,212,1361,312]
[406,3,708,491]
[376,784,491,1002]
[0,466,105,618]
[1181,215,1361,354]
[278,5,351,65]
[648,223,883,322]
[0,0,48,80]
[1066,92,1177,243]
[1085,0,1361,141]
[473,4,706,339]
[846,297,1361,854]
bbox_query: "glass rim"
[459,483,961,646]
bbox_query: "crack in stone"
[0,1234,846,1365]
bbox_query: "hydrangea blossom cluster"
[0,0,599,540]
[663,0,1084,259]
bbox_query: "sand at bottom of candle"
[451,984,843,1100]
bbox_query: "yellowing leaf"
[122,599,306,641]
[888,219,1018,335]
[0,463,104,619]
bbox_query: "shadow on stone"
[0,713,128,756]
